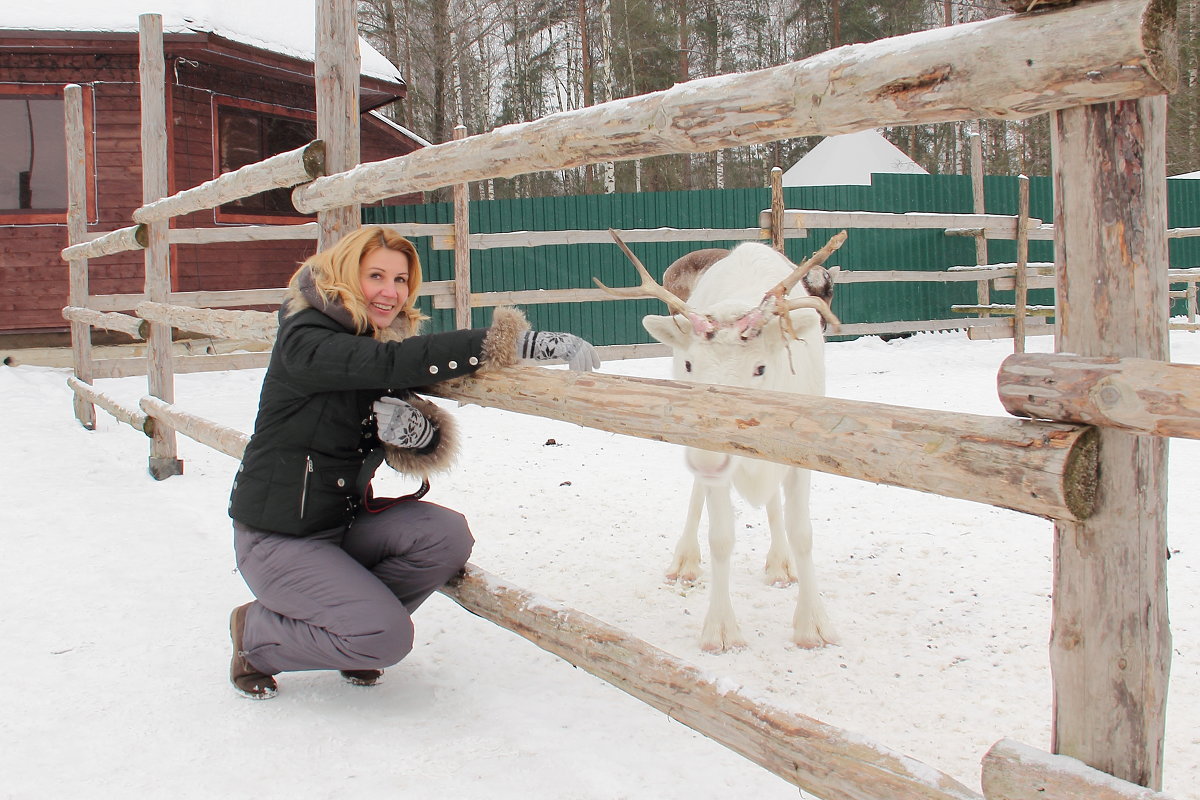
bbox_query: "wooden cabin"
[0,7,427,340]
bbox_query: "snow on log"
[998,353,1200,439]
[62,306,148,340]
[133,141,324,224]
[293,0,1174,211]
[135,302,277,345]
[67,377,151,435]
[60,225,148,261]
[441,563,982,800]
[138,397,248,460]
[981,739,1178,800]
[424,367,1098,521]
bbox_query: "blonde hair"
[293,226,426,336]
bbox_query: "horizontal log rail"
[292,0,1174,211]
[430,226,785,251]
[136,301,278,344]
[90,351,271,380]
[425,366,1098,521]
[952,304,1056,317]
[166,222,451,245]
[66,376,151,435]
[62,306,148,339]
[967,320,1055,342]
[998,353,1200,439]
[138,396,249,459]
[88,289,284,312]
[133,141,325,224]
[441,563,981,800]
[432,286,614,309]
[981,739,1178,800]
[770,210,1043,239]
[1167,226,1200,239]
[167,223,319,245]
[60,225,147,261]
[944,225,1056,241]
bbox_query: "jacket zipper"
[300,455,313,518]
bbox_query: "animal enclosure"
[53,1,1196,798]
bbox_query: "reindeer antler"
[764,229,847,303]
[593,229,696,318]
[739,230,846,337]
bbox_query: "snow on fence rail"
[55,0,1189,797]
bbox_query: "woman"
[227,225,598,699]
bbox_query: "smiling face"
[358,247,411,330]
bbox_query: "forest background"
[357,0,1200,201]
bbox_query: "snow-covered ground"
[2,330,1196,799]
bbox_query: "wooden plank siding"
[0,30,421,335]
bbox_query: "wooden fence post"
[315,0,360,250]
[139,14,181,480]
[1048,95,1171,788]
[453,124,472,329]
[971,127,990,317]
[1013,174,1030,353]
[64,83,95,430]
[769,166,785,253]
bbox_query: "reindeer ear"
[643,314,692,348]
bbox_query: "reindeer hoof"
[700,637,747,654]
[665,570,699,586]
[700,617,746,653]
[792,622,839,649]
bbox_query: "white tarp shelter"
[782,129,928,187]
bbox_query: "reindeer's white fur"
[642,242,836,652]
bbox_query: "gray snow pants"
[232,501,474,676]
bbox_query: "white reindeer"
[598,231,845,652]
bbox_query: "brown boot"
[340,669,384,687]
[229,603,278,699]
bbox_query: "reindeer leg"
[784,468,837,648]
[699,486,746,652]
[763,489,797,587]
[666,479,705,585]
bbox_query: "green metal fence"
[363,174,1200,345]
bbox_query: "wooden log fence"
[138,396,249,460]
[423,367,1099,522]
[62,306,149,340]
[66,376,151,435]
[441,563,982,800]
[133,140,325,224]
[998,353,1200,439]
[135,302,278,344]
[981,740,1179,800]
[64,84,95,430]
[292,0,1173,211]
[139,12,182,481]
[61,225,148,261]
[769,209,1045,239]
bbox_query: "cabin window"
[217,104,316,217]
[0,95,67,213]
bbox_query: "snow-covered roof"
[367,111,433,148]
[1,1,401,85]
[782,129,927,187]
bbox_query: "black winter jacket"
[228,302,522,536]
